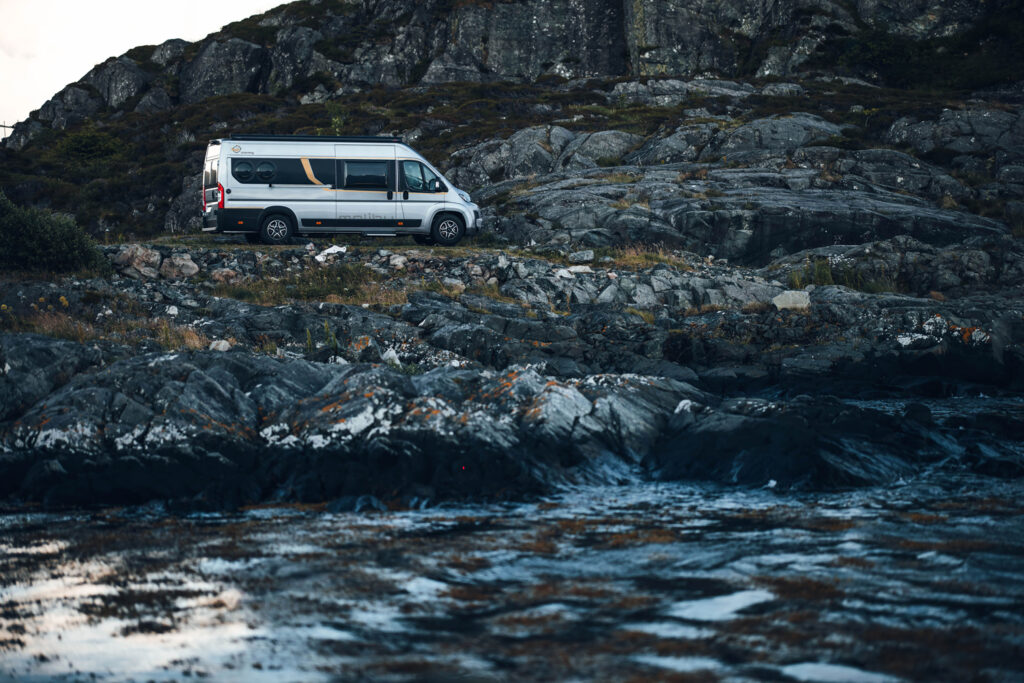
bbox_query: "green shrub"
[0,191,108,273]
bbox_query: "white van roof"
[219,134,403,144]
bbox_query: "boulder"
[773,290,811,311]
[158,254,200,279]
[113,244,162,279]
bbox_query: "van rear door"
[202,143,220,213]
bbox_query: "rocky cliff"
[0,0,1021,239]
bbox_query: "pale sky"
[0,0,284,136]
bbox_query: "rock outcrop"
[2,0,1008,150]
[1,234,1023,507]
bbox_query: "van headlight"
[456,189,471,203]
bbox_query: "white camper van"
[201,134,482,246]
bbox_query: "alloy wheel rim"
[438,219,459,240]
[267,219,288,240]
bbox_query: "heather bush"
[0,191,108,273]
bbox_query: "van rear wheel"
[260,215,293,245]
[430,214,465,247]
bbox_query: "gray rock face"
[133,88,173,114]
[151,39,188,66]
[707,114,846,160]
[164,173,203,234]
[180,39,272,104]
[2,0,1001,152]
[35,86,103,130]
[82,57,151,108]
[268,25,324,92]
[886,108,1024,161]
[426,0,628,83]
[465,121,1007,261]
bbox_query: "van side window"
[344,160,389,190]
[420,163,441,190]
[402,161,443,192]
[256,162,276,182]
[402,161,425,191]
[232,160,254,182]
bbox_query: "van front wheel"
[431,214,464,247]
[260,215,293,245]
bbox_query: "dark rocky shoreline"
[2,237,1022,509]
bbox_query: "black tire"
[244,233,260,244]
[430,214,465,247]
[412,234,436,246]
[260,214,293,245]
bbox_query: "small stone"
[442,277,466,293]
[772,290,811,311]
[568,265,594,274]
[210,268,239,284]
[569,250,594,263]
[554,268,575,279]
[209,340,231,352]
[165,305,179,317]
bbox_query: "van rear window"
[344,160,389,190]
[203,158,218,189]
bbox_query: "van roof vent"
[227,134,403,143]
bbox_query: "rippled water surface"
[2,476,1023,682]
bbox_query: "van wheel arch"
[259,207,300,231]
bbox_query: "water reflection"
[1,476,1023,681]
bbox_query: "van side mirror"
[430,179,441,193]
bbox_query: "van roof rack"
[227,134,403,143]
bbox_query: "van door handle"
[403,191,409,200]
[387,191,393,200]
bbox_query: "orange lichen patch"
[442,584,495,602]
[446,555,492,573]
[515,537,558,555]
[527,581,615,601]
[350,336,372,351]
[363,392,374,398]
[756,575,844,602]
[554,518,590,534]
[797,517,861,532]
[898,512,948,525]
[597,527,678,548]
[830,556,876,569]
[609,594,660,610]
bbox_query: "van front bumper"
[467,205,482,236]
